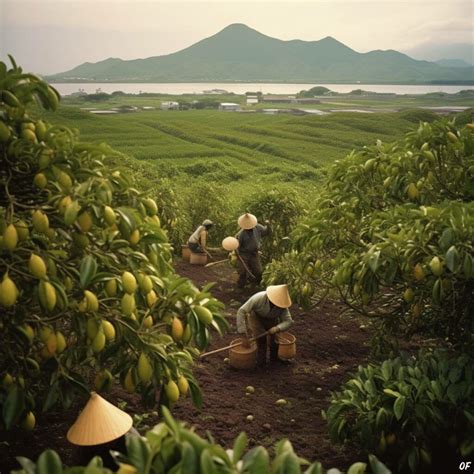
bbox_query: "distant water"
[53,82,474,97]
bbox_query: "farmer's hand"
[268,326,280,335]
[264,219,270,225]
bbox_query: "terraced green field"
[47,105,435,197]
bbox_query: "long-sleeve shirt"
[236,224,271,254]
[236,291,293,334]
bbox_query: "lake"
[53,82,474,97]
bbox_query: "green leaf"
[383,388,401,398]
[180,441,198,474]
[42,382,59,412]
[375,408,387,430]
[408,447,419,473]
[37,450,63,474]
[368,250,381,273]
[14,456,36,474]
[188,379,203,409]
[126,435,151,473]
[242,446,270,473]
[199,449,217,474]
[273,452,301,474]
[232,432,248,462]
[347,462,367,474]
[393,396,406,421]
[438,228,454,251]
[79,255,97,289]
[304,462,324,474]
[368,454,391,474]
[381,360,392,381]
[64,200,81,226]
[2,386,24,429]
[445,245,460,273]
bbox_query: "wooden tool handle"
[199,331,268,358]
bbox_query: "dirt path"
[171,259,372,467]
[1,258,373,471]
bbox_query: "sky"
[1,0,473,74]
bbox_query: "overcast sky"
[1,0,472,74]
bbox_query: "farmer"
[68,392,139,469]
[235,213,271,288]
[188,219,213,254]
[236,284,293,367]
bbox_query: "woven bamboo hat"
[238,213,257,230]
[67,392,133,446]
[222,236,239,251]
[267,284,292,308]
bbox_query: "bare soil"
[1,258,374,472]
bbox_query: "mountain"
[403,42,473,66]
[435,59,472,68]
[47,24,474,84]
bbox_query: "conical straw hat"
[267,284,292,308]
[238,213,257,230]
[222,236,239,251]
[67,392,133,446]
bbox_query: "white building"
[246,95,259,105]
[219,102,241,112]
[160,101,179,110]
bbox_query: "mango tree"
[0,57,226,431]
[265,117,474,348]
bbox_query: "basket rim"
[276,332,296,344]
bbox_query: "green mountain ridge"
[46,23,474,84]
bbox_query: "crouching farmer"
[236,284,293,367]
[188,219,213,254]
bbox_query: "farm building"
[219,102,241,112]
[263,95,296,103]
[161,101,180,110]
[246,95,259,105]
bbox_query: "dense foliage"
[0,58,226,431]
[12,407,390,474]
[241,188,305,263]
[265,118,474,348]
[325,350,473,473]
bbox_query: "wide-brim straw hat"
[67,392,133,446]
[222,236,239,251]
[238,213,257,230]
[267,284,292,308]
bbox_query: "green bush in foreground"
[12,407,390,474]
[325,350,474,473]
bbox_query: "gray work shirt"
[236,224,270,254]
[236,291,293,333]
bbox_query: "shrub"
[325,350,474,473]
[12,407,390,474]
[0,57,226,431]
[241,188,305,263]
[265,118,474,348]
[183,182,234,246]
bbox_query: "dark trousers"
[237,252,263,288]
[247,311,278,366]
[188,242,203,253]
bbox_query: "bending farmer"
[236,284,293,367]
[236,213,271,288]
[188,219,213,254]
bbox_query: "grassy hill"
[47,24,473,84]
[44,104,435,199]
